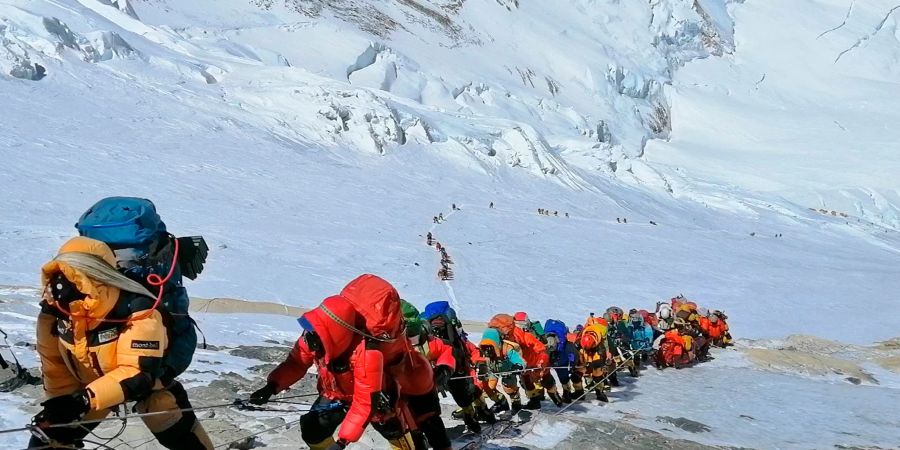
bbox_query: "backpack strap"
[320,304,396,343]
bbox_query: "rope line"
[449,365,574,381]
[5,392,320,447]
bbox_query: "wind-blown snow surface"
[1,0,900,447]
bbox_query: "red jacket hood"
[303,295,363,362]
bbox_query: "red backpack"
[339,274,404,342]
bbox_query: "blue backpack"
[543,319,568,353]
[76,197,208,381]
[422,301,458,324]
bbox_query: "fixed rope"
[7,392,320,449]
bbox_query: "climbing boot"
[510,399,523,413]
[462,412,482,434]
[609,372,620,387]
[524,396,542,410]
[595,389,609,403]
[450,408,465,420]
[548,391,564,407]
[475,404,497,424]
[572,388,585,400]
[561,389,572,404]
[489,397,509,414]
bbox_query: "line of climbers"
[537,208,568,218]
[249,293,733,449]
[426,233,454,281]
[24,196,734,450]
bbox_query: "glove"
[433,365,452,392]
[158,367,177,387]
[176,236,209,280]
[249,382,277,405]
[326,439,348,450]
[476,363,489,379]
[34,390,90,426]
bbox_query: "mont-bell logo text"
[131,340,161,350]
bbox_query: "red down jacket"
[488,314,548,368]
[268,276,435,442]
[340,274,435,397]
[418,336,457,370]
[267,296,383,443]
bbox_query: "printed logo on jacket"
[131,340,161,350]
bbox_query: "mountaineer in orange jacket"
[31,237,212,449]
[574,320,610,402]
[488,314,559,409]
[656,318,695,369]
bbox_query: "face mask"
[480,345,498,360]
[49,272,85,306]
[546,335,559,349]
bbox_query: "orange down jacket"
[488,314,548,367]
[37,237,168,412]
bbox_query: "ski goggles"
[408,334,422,346]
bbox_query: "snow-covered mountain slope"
[647,0,900,228]
[1,0,898,343]
[1,1,900,447]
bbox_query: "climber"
[413,301,494,433]
[488,314,557,409]
[476,327,527,414]
[574,320,610,402]
[543,319,577,403]
[252,276,450,450]
[31,237,213,449]
[627,309,654,363]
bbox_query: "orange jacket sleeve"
[428,338,456,370]
[338,343,384,443]
[86,309,167,411]
[268,338,316,392]
[516,329,548,367]
[35,311,80,398]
